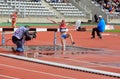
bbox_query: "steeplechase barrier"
[0,28,120,78]
[0,28,67,51]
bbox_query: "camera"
[29,31,37,38]
[25,31,37,41]
[32,32,37,38]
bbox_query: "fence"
[0,28,62,51]
[107,13,120,24]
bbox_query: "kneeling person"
[12,25,36,55]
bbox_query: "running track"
[0,26,120,79]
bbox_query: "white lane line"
[0,74,19,79]
[102,33,120,36]
[0,64,75,79]
[40,55,120,69]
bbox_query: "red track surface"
[0,26,120,79]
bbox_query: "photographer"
[11,25,36,55]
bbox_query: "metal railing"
[107,12,120,24]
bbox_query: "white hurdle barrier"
[0,28,64,51]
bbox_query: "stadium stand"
[91,0,120,14]
[73,0,120,24]
[0,0,91,23]
[7,0,55,16]
[0,1,14,15]
[49,2,86,17]
[0,0,55,17]
[91,0,120,24]
[0,0,120,23]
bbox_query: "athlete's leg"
[61,38,66,54]
[13,21,16,28]
[12,20,16,28]
[12,21,14,28]
[66,32,75,45]
[60,32,66,54]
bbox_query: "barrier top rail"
[0,28,65,50]
[0,28,63,32]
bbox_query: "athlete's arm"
[47,17,59,24]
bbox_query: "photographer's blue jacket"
[97,18,106,32]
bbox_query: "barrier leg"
[61,39,66,54]
[2,31,5,46]
[54,32,57,51]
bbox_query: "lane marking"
[0,53,120,78]
[102,33,120,36]
[0,74,19,79]
[0,64,75,79]
[39,54,120,69]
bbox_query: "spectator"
[94,13,98,23]
[116,4,120,12]
[34,0,40,2]
[94,0,120,13]
[110,4,116,13]
[91,15,106,39]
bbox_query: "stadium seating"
[49,2,86,17]
[0,0,91,23]
[0,0,4,2]
[0,0,55,16]
[0,2,14,15]
[9,0,55,16]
